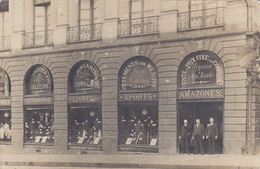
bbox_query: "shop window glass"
[24,109,54,143]
[68,60,102,149]
[0,69,11,144]
[24,65,54,145]
[0,111,11,142]
[118,56,159,152]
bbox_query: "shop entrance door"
[178,101,223,154]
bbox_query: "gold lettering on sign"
[180,53,224,87]
[121,60,157,91]
[178,89,224,99]
[68,95,101,104]
[24,97,53,105]
[119,92,158,102]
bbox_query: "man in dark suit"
[192,118,205,154]
[179,119,191,153]
[206,117,218,154]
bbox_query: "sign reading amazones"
[119,57,158,91]
[69,61,101,93]
[177,88,224,99]
[178,51,224,87]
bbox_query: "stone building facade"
[0,0,260,155]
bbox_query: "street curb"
[0,161,257,169]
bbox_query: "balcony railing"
[67,23,102,43]
[22,30,53,48]
[177,7,224,31]
[118,16,159,37]
[0,36,10,51]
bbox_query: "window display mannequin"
[0,111,11,141]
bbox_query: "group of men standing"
[179,117,218,154]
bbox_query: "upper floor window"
[0,0,8,12]
[118,0,159,37]
[22,1,53,48]
[177,0,224,31]
[67,0,102,43]
[0,0,9,51]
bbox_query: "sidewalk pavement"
[0,153,260,169]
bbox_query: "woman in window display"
[0,111,11,141]
[24,110,54,143]
[69,109,102,145]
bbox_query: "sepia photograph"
[0,0,260,168]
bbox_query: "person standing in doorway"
[206,117,218,154]
[192,118,205,154]
[179,119,191,154]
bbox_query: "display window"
[68,60,102,150]
[24,109,54,144]
[0,69,11,144]
[118,56,159,152]
[177,50,224,154]
[0,111,11,143]
[68,107,102,146]
[24,65,54,145]
[118,105,158,146]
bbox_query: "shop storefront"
[0,69,11,144]
[67,60,102,151]
[23,65,54,147]
[118,56,159,153]
[177,50,225,154]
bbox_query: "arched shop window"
[0,69,11,144]
[24,65,54,145]
[118,56,159,153]
[68,60,102,150]
[177,50,224,154]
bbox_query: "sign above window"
[119,56,158,92]
[178,50,224,88]
[25,65,53,95]
[0,69,10,97]
[68,60,101,94]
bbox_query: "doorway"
[178,101,223,154]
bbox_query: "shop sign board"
[178,51,224,88]
[177,88,224,99]
[0,69,10,97]
[68,94,101,104]
[0,97,10,106]
[69,61,101,93]
[26,65,52,95]
[119,58,158,91]
[119,92,158,102]
[24,96,53,105]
